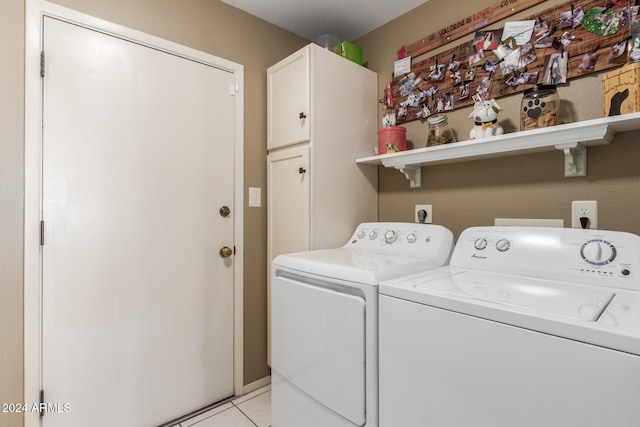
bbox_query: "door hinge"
[39,389,44,418]
[40,221,45,246]
[40,51,45,78]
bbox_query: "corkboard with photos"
[392,0,639,124]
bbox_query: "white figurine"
[469,99,504,139]
[382,109,396,127]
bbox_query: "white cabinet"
[267,43,378,257]
[267,44,378,362]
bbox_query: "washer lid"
[380,267,640,355]
[413,270,614,321]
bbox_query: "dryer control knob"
[581,239,617,265]
[474,238,488,250]
[369,231,378,240]
[357,230,366,239]
[407,233,417,243]
[384,230,398,244]
[496,238,511,252]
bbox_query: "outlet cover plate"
[248,187,261,207]
[571,200,598,229]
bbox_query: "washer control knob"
[496,239,511,252]
[384,230,398,244]
[369,231,378,240]
[407,233,417,243]
[357,230,366,239]
[474,238,488,250]
[581,239,617,265]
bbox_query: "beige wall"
[356,0,640,238]
[0,1,26,427]
[1,1,306,426]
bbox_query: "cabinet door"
[267,144,310,260]
[267,46,310,150]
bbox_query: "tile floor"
[178,385,271,427]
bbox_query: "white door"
[41,17,235,427]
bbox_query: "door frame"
[24,1,244,425]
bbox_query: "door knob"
[219,206,231,217]
[219,246,233,258]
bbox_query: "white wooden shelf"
[356,112,640,188]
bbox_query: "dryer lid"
[273,247,446,285]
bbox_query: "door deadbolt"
[219,246,233,258]
[219,206,231,217]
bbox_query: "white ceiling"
[220,0,430,42]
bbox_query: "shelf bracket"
[395,165,422,188]
[555,142,586,177]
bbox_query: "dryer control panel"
[452,227,640,290]
[347,222,454,261]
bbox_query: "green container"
[333,41,362,65]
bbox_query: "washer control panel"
[347,222,454,260]
[452,226,640,290]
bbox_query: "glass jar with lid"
[520,84,559,131]
[426,113,456,147]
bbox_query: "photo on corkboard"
[631,22,640,62]
[505,71,538,88]
[609,39,627,59]
[558,6,585,29]
[578,50,600,72]
[472,29,503,52]
[542,52,568,85]
[534,20,554,48]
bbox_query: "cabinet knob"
[299,167,306,174]
[219,206,231,217]
[299,112,307,119]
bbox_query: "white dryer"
[379,226,640,427]
[270,222,455,427]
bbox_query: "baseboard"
[242,375,271,395]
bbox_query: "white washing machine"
[270,222,455,427]
[379,226,640,427]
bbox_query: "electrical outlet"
[571,200,598,229]
[415,204,433,224]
